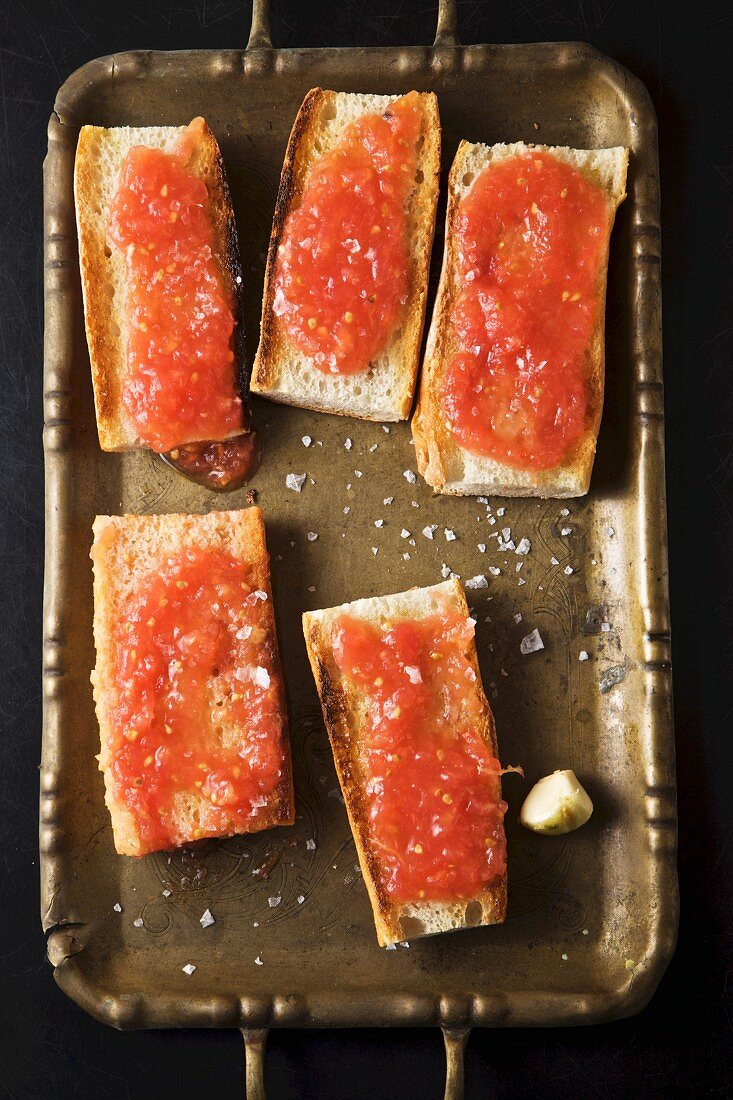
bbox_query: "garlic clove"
[519,769,593,834]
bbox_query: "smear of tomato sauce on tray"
[108,118,243,454]
[332,605,506,904]
[107,548,285,855]
[272,92,422,375]
[442,151,612,470]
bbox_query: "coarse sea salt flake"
[182,963,196,975]
[564,565,574,575]
[561,527,572,537]
[497,507,506,516]
[403,469,416,483]
[235,625,252,641]
[383,497,394,505]
[516,537,531,555]
[301,435,312,447]
[404,665,422,684]
[254,956,263,966]
[306,838,316,851]
[372,547,379,556]
[520,628,544,655]
[374,519,384,528]
[488,566,501,576]
[478,543,487,553]
[445,528,456,541]
[465,574,488,590]
[423,525,437,539]
[286,472,306,492]
[200,909,215,928]
[400,529,411,539]
[297,895,305,904]
[551,556,560,566]
[268,896,281,908]
[113,903,122,913]
[344,438,353,450]
[514,613,523,623]
[579,651,590,661]
[307,531,318,542]
[253,666,271,689]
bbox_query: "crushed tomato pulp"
[332,605,506,903]
[105,547,285,855]
[108,118,242,453]
[272,92,422,375]
[442,152,612,470]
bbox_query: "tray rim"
[41,35,678,1033]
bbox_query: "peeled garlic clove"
[519,769,593,834]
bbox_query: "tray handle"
[442,1026,470,1100]
[246,0,272,50]
[245,0,460,50]
[241,1028,268,1099]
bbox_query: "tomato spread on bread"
[332,605,506,903]
[442,152,612,470]
[108,118,242,453]
[103,547,285,855]
[272,92,422,375]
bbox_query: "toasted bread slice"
[74,120,245,451]
[91,508,293,857]
[412,141,629,497]
[252,89,441,421]
[303,578,506,946]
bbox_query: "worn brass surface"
[41,1,675,1033]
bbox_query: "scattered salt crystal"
[344,438,353,450]
[488,566,501,576]
[383,497,394,505]
[551,556,560,566]
[254,956,263,966]
[253,666,271,689]
[285,472,306,492]
[343,506,350,515]
[162,889,171,898]
[403,469,416,483]
[247,589,268,604]
[182,963,197,975]
[561,527,572,537]
[520,628,545,655]
[369,444,378,452]
[478,543,487,553]
[307,531,318,542]
[306,839,316,851]
[372,547,379,556]
[497,507,506,516]
[607,527,615,537]
[502,527,511,541]
[579,651,589,661]
[268,896,282,908]
[402,552,411,560]
[514,613,523,623]
[400,529,411,539]
[518,578,526,586]
[355,470,363,478]
[308,586,316,593]
[200,908,215,929]
[385,944,397,951]
[374,519,384,528]
[408,538,416,547]
[488,516,496,525]
[301,435,312,447]
[601,622,611,632]
[422,525,437,539]
[560,508,570,517]
[133,917,144,928]
[465,575,488,590]
[440,563,452,579]
[564,565,574,576]
[445,528,456,541]
[113,903,122,913]
[516,537,531,555]
[477,496,489,504]
[516,562,524,572]
[561,953,568,961]
[297,895,305,904]
[236,625,252,641]
[382,425,390,433]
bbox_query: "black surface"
[1,0,731,1096]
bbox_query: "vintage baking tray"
[41,0,677,1092]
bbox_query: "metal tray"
[41,1,677,1092]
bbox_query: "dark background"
[1,0,730,1096]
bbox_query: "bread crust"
[74,120,246,452]
[412,141,629,498]
[91,507,294,857]
[252,89,441,422]
[303,579,506,946]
